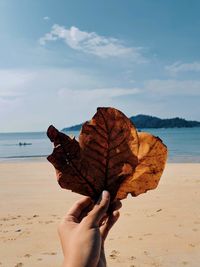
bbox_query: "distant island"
[62,114,200,131]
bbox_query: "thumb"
[87,191,110,227]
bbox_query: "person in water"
[58,191,121,267]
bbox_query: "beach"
[0,160,200,267]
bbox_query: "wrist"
[62,259,79,267]
[62,258,92,267]
[62,258,98,267]
[62,258,77,267]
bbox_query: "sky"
[1,0,200,132]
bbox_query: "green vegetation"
[62,114,200,131]
[130,115,200,128]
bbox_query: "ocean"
[0,128,200,163]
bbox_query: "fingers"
[110,200,122,212]
[100,199,122,241]
[99,200,122,225]
[79,201,94,221]
[86,191,110,227]
[65,196,93,222]
[100,210,120,241]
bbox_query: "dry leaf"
[116,132,168,199]
[47,107,167,200]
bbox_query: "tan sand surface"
[0,161,200,267]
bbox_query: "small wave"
[1,144,21,146]
[1,143,32,146]
[0,155,48,160]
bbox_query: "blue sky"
[1,0,200,132]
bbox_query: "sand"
[0,160,199,267]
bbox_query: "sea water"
[0,128,200,163]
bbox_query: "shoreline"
[0,156,48,164]
[1,157,200,164]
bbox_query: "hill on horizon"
[62,114,200,131]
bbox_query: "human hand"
[58,191,121,267]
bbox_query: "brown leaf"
[47,107,167,201]
[47,125,95,197]
[116,132,168,199]
[79,107,139,200]
[47,107,139,200]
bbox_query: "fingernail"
[102,190,110,199]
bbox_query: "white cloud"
[56,87,140,129]
[57,86,140,111]
[3,68,199,132]
[144,79,200,95]
[43,16,50,21]
[0,70,35,99]
[58,87,139,100]
[166,61,200,75]
[1,68,141,131]
[39,24,144,61]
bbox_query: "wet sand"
[0,161,199,267]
